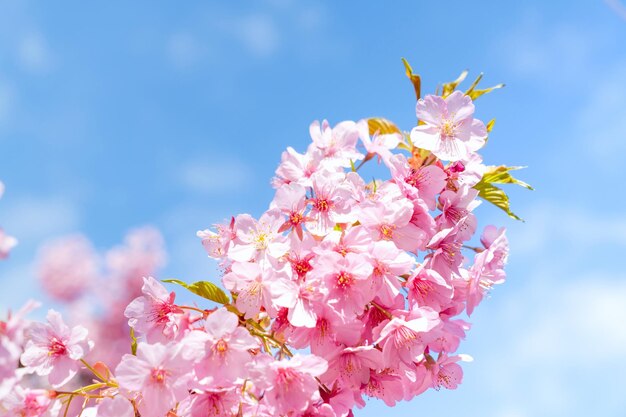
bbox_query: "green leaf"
[161,278,188,287]
[481,165,533,190]
[187,281,230,304]
[474,165,533,221]
[401,58,421,100]
[467,83,505,100]
[464,72,504,100]
[162,278,230,305]
[442,69,468,97]
[367,117,401,136]
[486,118,496,133]
[130,328,137,355]
[475,182,523,221]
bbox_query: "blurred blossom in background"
[1,1,625,416]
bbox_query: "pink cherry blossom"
[256,354,328,415]
[357,119,401,165]
[125,276,186,342]
[389,154,446,210]
[95,396,134,417]
[21,310,93,388]
[270,182,309,240]
[363,368,405,406]
[426,353,469,390]
[228,210,289,263]
[37,234,99,302]
[115,341,194,416]
[187,388,240,417]
[308,119,363,166]
[406,266,453,311]
[312,251,373,316]
[222,261,296,318]
[197,216,236,260]
[375,307,440,366]
[426,227,464,279]
[273,146,333,188]
[368,241,415,305]
[184,308,258,385]
[357,200,426,252]
[465,226,508,315]
[0,386,59,417]
[410,91,487,161]
[0,69,521,417]
[306,170,354,236]
[290,304,362,355]
[322,345,383,388]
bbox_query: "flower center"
[214,338,228,355]
[150,367,169,384]
[394,325,418,348]
[276,367,300,387]
[440,120,456,139]
[379,224,395,240]
[413,279,434,297]
[289,212,303,225]
[336,271,354,289]
[314,198,330,212]
[293,259,312,278]
[48,337,67,357]
[253,232,270,250]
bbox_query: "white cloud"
[509,202,626,256]
[179,157,252,193]
[166,32,206,69]
[475,271,626,415]
[576,61,626,166]
[1,196,80,242]
[517,277,626,361]
[231,14,280,57]
[605,0,626,20]
[495,12,601,83]
[17,32,52,74]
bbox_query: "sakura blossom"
[125,276,187,342]
[20,309,93,388]
[0,67,528,417]
[115,341,194,416]
[410,90,488,161]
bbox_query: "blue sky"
[1,1,626,416]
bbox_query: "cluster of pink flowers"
[36,227,167,367]
[0,81,519,416]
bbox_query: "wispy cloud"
[605,0,626,20]
[575,61,626,167]
[166,32,207,69]
[178,157,252,193]
[17,32,53,74]
[164,2,334,68]
[511,202,626,256]
[1,196,80,242]
[230,14,280,58]
[494,11,610,84]
[477,271,626,415]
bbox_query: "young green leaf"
[442,69,469,97]
[367,117,401,136]
[473,165,533,221]
[130,328,137,356]
[162,278,230,304]
[401,58,421,100]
